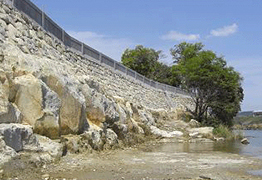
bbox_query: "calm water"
[240,130,262,176]
[239,130,262,159]
[149,130,262,158]
[146,130,262,176]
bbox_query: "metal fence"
[7,0,189,96]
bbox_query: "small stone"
[241,138,250,144]
[42,174,50,180]
[189,119,200,128]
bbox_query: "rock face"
[0,0,196,164]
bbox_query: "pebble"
[42,174,50,180]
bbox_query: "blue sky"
[31,0,262,111]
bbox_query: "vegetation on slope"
[121,42,244,128]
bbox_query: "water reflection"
[140,130,262,177]
[241,130,262,159]
[143,130,262,159]
[146,141,242,154]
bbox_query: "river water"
[145,130,262,157]
[240,130,262,176]
[149,130,262,177]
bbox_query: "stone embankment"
[0,2,217,176]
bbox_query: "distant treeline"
[234,116,262,130]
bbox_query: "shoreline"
[2,139,262,180]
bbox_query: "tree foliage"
[121,45,176,85]
[121,43,243,127]
[171,42,244,127]
[121,45,161,78]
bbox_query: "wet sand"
[9,141,262,180]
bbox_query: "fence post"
[41,11,45,28]
[12,0,14,7]
[81,43,83,54]
[99,53,102,63]
[135,72,137,79]
[62,30,65,43]
[113,61,116,70]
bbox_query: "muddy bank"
[2,140,262,180]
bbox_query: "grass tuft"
[213,125,243,140]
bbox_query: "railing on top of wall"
[5,0,190,96]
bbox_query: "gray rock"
[0,103,22,124]
[0,13,12,25]
[36,134,63,159]
[34,81,61,139]
[0,136,17,167]
[105,101,120,125]
[0,123,37,152]
[80,128,105,150]
[189,127,214,137]
[189,119,200,128]
[105,128,118,147]
[241,138,250,144]
[43,75,88,135]
[150,126,183,138]
[139,111,155,126]
[189,132,200,138]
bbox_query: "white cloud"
[210,23,238,37]
[67,31,136,61]
[160,31,200,41]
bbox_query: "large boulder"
[13,74,44,126]
[80,128,105,151]
[82,84,120,128]
[11,74,61,139]
[0,71,22,124]
[189,127,214,138]
[150,126,183,138]
[34,82,61,139]
[0,123,38,152]
[42,75,88,135]
[104,128,118,148]
[139,110,155,126]
[35,134,63,159]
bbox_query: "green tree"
[121,45,179,86]
[171,42,244,127]
[121,45,161,78]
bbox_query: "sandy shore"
[2,141,262,180]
